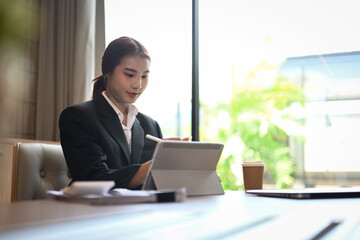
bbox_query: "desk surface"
[1,191,360,239]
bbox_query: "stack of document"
[46,181,186,205]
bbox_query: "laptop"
[142,140,225,196]
[246,188,360,199]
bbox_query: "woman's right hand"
[127,160,152,189]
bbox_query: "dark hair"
[92,37,151,99]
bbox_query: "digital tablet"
[142,140,225,196]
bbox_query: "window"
[199,0,360,188]
[281,52,360,187]
[105,0,360,189]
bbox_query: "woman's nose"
[132,77,142,89]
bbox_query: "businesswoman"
[59,37,187,189]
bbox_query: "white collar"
[101,91,139,125]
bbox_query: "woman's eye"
[125,73,134,77]
[142,75,149,79]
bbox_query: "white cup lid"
[241,161,264,166]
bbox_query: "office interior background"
[1,0,360,192]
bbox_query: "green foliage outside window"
[202,61,305,190]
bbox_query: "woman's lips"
[127,92,139,98]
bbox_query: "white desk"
[0,191,359,239]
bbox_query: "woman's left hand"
[163,136,192,141]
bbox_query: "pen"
[146,134,163,143]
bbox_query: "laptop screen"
[246,188,360,199]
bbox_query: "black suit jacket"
[59,94,163,188]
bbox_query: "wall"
[5,0,40,140]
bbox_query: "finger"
[163,137,181,141]
[181,136,192,141]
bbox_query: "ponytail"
[92,75,106,99]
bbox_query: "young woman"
[59,37,189,189]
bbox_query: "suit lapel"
[95,95,131,164]
[131,118,144,164]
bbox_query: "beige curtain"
[36,0,105,141]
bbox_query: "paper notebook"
[47,181,186,204]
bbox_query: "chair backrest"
[12,142,71,201]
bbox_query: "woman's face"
[105,54,150,113]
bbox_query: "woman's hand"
[163,136,192,141]
[127,160,152,189]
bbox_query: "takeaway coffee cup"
[242,161,264,191]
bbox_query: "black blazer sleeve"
[59,95,162,189]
